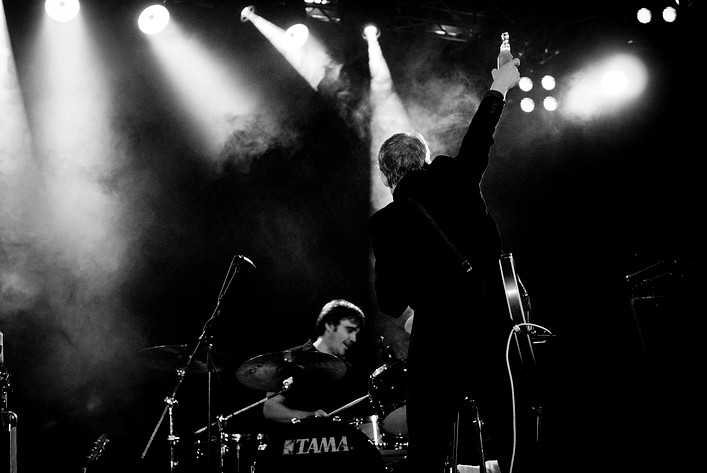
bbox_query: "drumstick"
[327,394,370,417]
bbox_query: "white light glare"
[139,5,170,35]
[519,77,533,92]
[45,0,81,23]
[282,24,309,51]
[663,7,677,22]
[600,70,629,96]
[563,53,647,119]
[363,24,381,40]
[543,96,558,111]
[520,97,535,113]
[541,75,556,91]
[637,8,652,24]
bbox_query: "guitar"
[499,253,537,374]
[82,433,109,473]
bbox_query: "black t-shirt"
[267,341,372,429]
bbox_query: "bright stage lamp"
[45,0,81,23]
[363,24,381,40]
[282,24,309,50]
[519,77,533,92]
[663,6,677,22]
[541,75,556,91]
[520,97,535,113]
[241,6,255,22]
[138,4,170,35]
[637,8,652,24]
[543,96,558,111]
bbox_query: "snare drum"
[253,417,386,473]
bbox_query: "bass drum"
[253,417,386,473]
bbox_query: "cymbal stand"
[165,395,179,472]
[194,377,294,436]
[1,362,18,473]
[142,254,248,473]
[449,398,486,473]
[471,399,487,473]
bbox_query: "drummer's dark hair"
[316,299,365,335]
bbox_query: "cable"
[505,322,553,473]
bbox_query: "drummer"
[262,299,370,425]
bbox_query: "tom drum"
[368,359,408,436]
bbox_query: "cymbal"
[139,344,234,373]
[236,350,347,391]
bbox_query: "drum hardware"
[141,254,253,473]
[191,432,266,473]
[190,376,294,473]
[348,414,385,449]
[468,398,488,473]
[195,377,295,437]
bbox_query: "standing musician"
[262,299,370,425]
[369,50,522,473]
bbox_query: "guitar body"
[499,253,537,375]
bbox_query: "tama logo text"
[283,435,350,454]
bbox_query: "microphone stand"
[141,255,249,473]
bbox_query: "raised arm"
[456,57,521,177]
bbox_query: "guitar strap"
[406,198,473,274]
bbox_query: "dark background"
[1,1,701,472]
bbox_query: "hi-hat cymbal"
[236,350,347,392]
[139,344,234,374]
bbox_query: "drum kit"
[138,342,410,473]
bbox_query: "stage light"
[241,5,255,22]
[543,96,558,111]
[138,4,170,35]
[541,75,556,91]
[282,23,309,50]
[662,6,677,22]
[600,69,629,96]
[519,77,533,92]
[45,0,81,23]
[637,8,652,24]
[562,53,646,119]
[520,97,535,113]
[363,24,380,40]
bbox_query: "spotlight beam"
[364,26,411,212]
[245,9,333,90]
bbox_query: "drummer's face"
[326,319,360,357]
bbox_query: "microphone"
[237,255,256,270]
